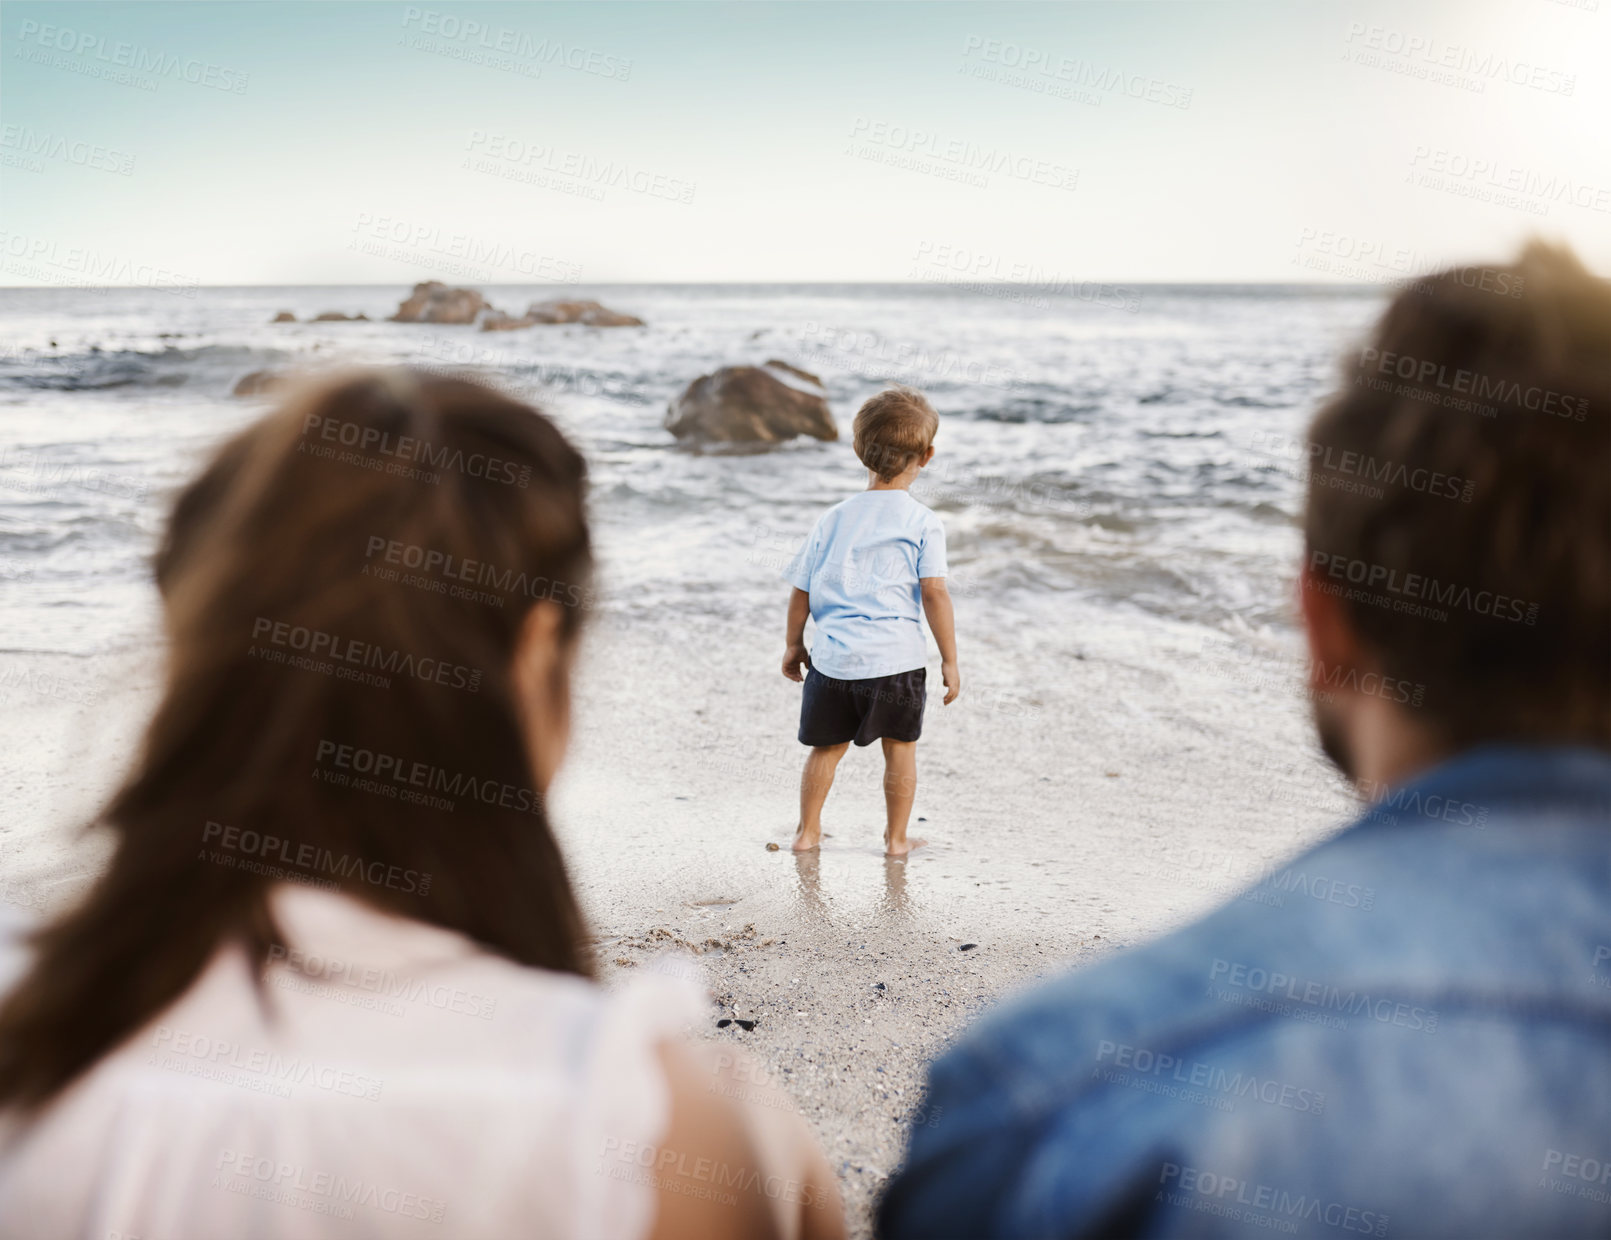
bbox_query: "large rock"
[389,282,490,325]
[271,311,297,323]
[531,299,643,327]
[479,298,644,331]
[233,370,286,397]
[480,308,536,332]
[664,360,836,444]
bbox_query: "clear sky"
[1,0,1607,285]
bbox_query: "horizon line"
[0,279,1396,292]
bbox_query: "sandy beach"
[1,571,1360,1237]
[0,273,1377,1240]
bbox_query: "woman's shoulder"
[258,884,706,1066]
[0,886,709,1238]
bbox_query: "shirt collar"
[1354,743,1611,830]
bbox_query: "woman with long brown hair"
[0,369,842,1240]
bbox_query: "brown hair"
[854,385,939,482]
[1305,241,1610,749]
[0,368,595,1112]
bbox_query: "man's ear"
[1299,557,1364,690]
[921,445,936,467]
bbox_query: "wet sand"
[560,597,1358,1236]
[0,590,1359,1237]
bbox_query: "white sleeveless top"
[0,885,706,1239]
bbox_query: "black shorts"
[798,664,926,748]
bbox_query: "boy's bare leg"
[794,742,849,852]
[881,738,926,857]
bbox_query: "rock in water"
[312,311,369,322]
[389,282,490,325]
[479,299,644,331]
[271,311,296,323]
[529,299,643,327]
[232,370,285,397]
[479,309,534,332]
[664,360,837,444]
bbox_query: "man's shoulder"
[931,784,1610,1115]
[885,751,1611,1239]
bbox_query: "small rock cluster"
[254,284,844,446]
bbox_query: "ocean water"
[0,281,1384,664]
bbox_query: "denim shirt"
[879,746,1611,1239]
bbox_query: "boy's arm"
[782,587,811,682]
[920,578,961,704]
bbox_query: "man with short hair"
[878,243,1610,1239]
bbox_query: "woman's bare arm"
[647,1042,845,1240]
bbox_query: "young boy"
[780,385,960,857]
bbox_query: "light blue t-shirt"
[782,490,948,680]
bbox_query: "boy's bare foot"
[792,825,821,853]
[884,836,927,858]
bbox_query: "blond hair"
[853,386,938,482]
